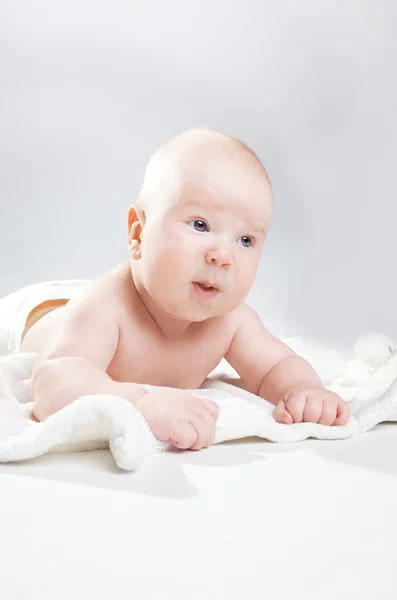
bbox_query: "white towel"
[0,333,397,471]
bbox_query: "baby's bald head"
[128,128,274,321]
[137,127,273,217]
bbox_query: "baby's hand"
[135,389,219,450]
[273,386,350,426]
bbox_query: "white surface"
[1,425,397,600]
[3,343,397,469]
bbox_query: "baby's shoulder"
[227,302,258,327]
[221,302,263,344]
[65,268,127,325]
[216,302,254,341]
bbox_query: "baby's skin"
[22,128,350,450]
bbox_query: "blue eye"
[188,219,209,232]
[238,236,252,248]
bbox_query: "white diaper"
[0,280,88,356]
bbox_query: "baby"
[19,128,350,450]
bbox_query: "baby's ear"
[127,205,146,246]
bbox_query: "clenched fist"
[135,389,219,450]
[273,386,350,426]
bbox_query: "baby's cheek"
[165,251,188,275]
[237,269,255,295]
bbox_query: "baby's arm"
[32,304,147,421]
[32,302,218,450]
[225,304,350,425]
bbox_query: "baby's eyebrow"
[247,222,266,235]
[179,197,211,210]
[179,199,196,207]
[179,198,267,234]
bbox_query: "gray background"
[1,0,396,348]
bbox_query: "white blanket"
[1,333,397,471]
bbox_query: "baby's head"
[127,128,273,322]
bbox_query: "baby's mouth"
[196,282,216,290]
[192,281,220,296]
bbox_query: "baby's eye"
[237,235,253,248]
[188,219,209,232]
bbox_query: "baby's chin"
[155,287,242,322]
[171,301,233,322]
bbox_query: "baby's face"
[136,155,273,322]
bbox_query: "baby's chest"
[107,329,230,389]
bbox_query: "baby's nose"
[205,247,232,268]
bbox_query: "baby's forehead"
[180,167,271,203]
[172,178,272,224]
[143,132,273,220]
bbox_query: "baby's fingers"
[194,397,220,422]
[273,399,293,424]
[318,397,338,426]
[333,400,351,426]
[170,421,197,450]
[187,415,213,451]
[303,395,323,423]
[284,393,307,423]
